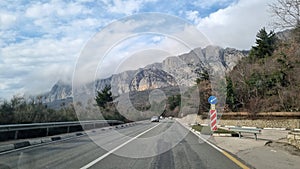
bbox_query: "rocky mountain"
[129,67,177,91]
[40,80,72,103]
[41,46,247,103]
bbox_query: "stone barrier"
[181,114,300,129]
[287,131,300,149]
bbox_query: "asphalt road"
[0,119,242,169]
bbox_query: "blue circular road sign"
[208,96,218,104]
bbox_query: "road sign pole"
[210,104,215,110]
[208,96,218,131]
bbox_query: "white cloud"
[0,35,85,98]
[74,14,208,85]
[114,49,170,72]
[0,83,8,90]
[22,63,74,95]
[0,12,17,29]
[25,2,53,18]
[186,10,200,24]
[23,0,98,39]
[2,38,83,61]
[25,0,91,18]
[196,0,277,50]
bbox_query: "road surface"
[0,119,243,169]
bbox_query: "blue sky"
[0,0,277,99]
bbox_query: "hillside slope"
[226,30,300,113]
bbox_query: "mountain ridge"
[40,45,247,104]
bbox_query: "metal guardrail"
[228,127,262,140]
[0,120,124,140]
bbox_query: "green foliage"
[192,124,235,134]
[245,70,288,97]
[226,27,300,112]
[196,80,212,114]
[249,28,277,61]
[200,70,210,81]
[226,77,238,111]
[195,70,209,84]
[94,85,128,121]
[103,110,126,121]
[168,94,181,111]
[95,85,113,108]
[0,96,78,125]
[192,124,203,131]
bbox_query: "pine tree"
[226,77,237,111]
[249,28,277,60]
[95,85,113,108]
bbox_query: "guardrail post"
[67,126,70,133]
[14,130,18,139]
[238,132,241,138]
[254,133,257,140]
[46,127,49,136]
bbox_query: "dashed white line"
[80,123,160,169]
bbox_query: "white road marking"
[178,122,223,152]
[190,128,223,152]
[176,120,249,169]
[80,123,160,169]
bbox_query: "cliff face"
[41,46,247,102]
[129,68,177,91]
[41,80,72,103]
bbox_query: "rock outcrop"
[41,46,247,103]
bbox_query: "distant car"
[150,116,159,122]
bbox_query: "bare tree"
[269,0,300,29]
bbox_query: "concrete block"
[41,138,52,143]
[29,139,42,145]
[14,141,30,149]
[51,137,61,141]
[76,133,83,136]
[60,134,73,139]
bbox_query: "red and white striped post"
[210,105,217,131]
[208,96,218,131]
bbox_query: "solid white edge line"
[189,127,223,152]
[178,122,223,152]
[176,120,250,169]
[80,123,160,169]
